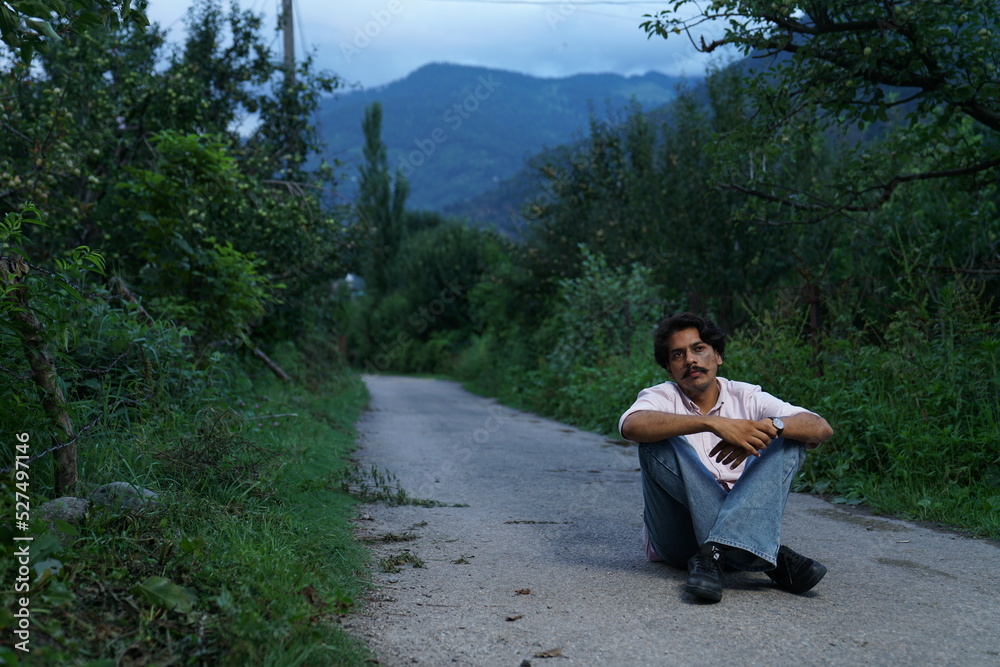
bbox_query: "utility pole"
[279,0,301,179]
[282,0,294,85]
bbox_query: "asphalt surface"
[343,375,1000,666]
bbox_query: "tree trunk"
[2,257,78,496]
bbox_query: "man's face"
[666,327,723,399]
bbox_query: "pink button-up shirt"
[618,377,815,489]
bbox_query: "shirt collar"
[677,377,729,414]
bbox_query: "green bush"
[718,281,999,534]
[547,245,662,373]
[344,220,503,374]
[113,132,280,351]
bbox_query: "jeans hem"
[709,537,777,572]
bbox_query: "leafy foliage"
[1,0,148,64]
[111,131,277,349]
[547,245,661,373]
[343,209,503,373]
[1,0,345,343]
[727,283,1000,532]
[0,3,372,662]
[0,204,230,490]
[642,1,1000,219]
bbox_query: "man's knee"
[638,437,687,473]
[760,436,807,459]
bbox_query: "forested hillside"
[316,63,689,211]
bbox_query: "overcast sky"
[144,0,725,89]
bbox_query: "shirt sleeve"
[747,387,815,422]
[618,384,678,440]
[747,387,822,448]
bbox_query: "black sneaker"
[685,543,725,602]
[766,545,827,594]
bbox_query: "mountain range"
[315,63,697,213]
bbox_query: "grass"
[0,351,377,666]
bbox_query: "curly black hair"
[653,312,726,370]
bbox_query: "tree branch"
[252,344,294,383]
[854,156,1000,208]
[763,13,877,36]
[724,155,1000,216]
[759,11,1000,132]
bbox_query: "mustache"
[683,366,709,378]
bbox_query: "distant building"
[334,273,366,297]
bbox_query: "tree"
[1,0,147,64]
[113,131,278,351]
[357,102,409,296]
[1,0,349,331]
[398,221,501,337]
[642,1,1000,219]
[0,0,351,493]
[519,76,800,327]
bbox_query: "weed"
[153,410,276,497]
[334,464,467,508]
[380,552,425,573]
[365,532,418,544]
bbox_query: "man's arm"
[622,409,835,469]
[778,412,834,445]
[621,410,775,454]
[710,411,835,469]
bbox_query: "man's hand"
[710,442,753,468]
[708,418,778,468]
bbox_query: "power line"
[422,0,662,21]
[426,0,662,4]
[293,0,309,64]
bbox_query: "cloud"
[144,0,717,88]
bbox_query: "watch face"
[773,417,785,432]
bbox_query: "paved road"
[344,376,1000,666]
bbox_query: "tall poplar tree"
[357,102,409,296]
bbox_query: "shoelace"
[693,548,721,571]
[778,547,805,571]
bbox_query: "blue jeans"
[639,436,806,571]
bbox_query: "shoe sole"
[684,581,723,602]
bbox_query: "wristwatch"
[771,417,785,437]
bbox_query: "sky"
[144,0,725,90]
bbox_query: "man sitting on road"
[619,312,834,602]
